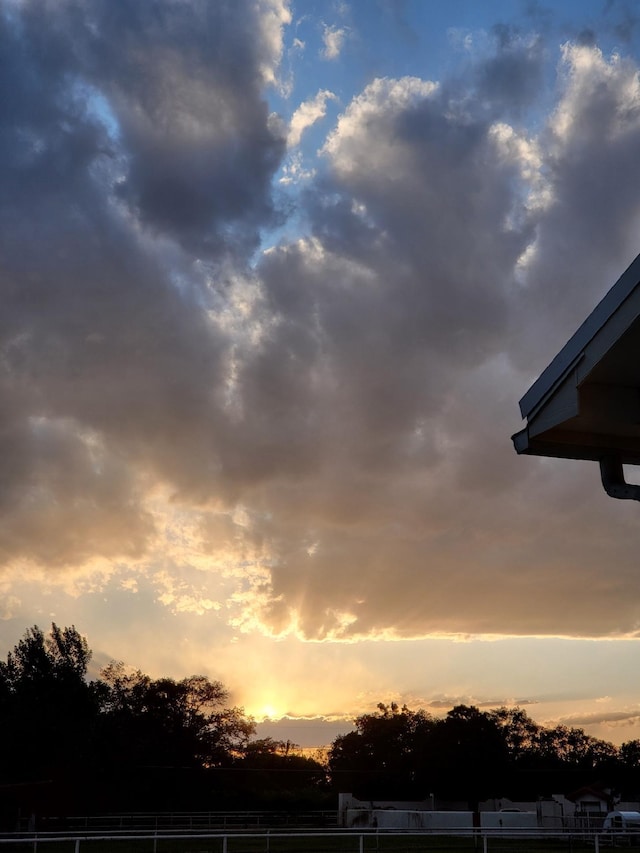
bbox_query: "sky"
[4,0,640,752]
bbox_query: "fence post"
[75,839,80,853]
[595,833,599,853]
[223,834,228,853]
[359,834,364,853]
[483,832,488,853]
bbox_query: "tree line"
[0,625,326,823]
[2,625,640,824]
[328,702,640,806]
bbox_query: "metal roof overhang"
[512,252,640,499]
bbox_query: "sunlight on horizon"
[4,0,640,759]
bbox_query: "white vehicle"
[602,810,640,840]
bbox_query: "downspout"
[599,456,640,501]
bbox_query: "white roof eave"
[519,252,640,420]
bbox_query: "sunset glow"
[255,705,282,722]
[3,0,640,753]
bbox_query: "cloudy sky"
[4,0,640,749]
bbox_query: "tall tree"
[0,624,96,782]
[620,740,640,768]
[490,706,542,763]
[92,661,256,809]
[328,702,437,798]
[434,705,510,807]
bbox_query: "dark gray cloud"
[3,3,640,645]
[0,414,152,567]
[478,27,545,114]
[0,0,287,566]
[556,709,640,728]
[5,0,286,254]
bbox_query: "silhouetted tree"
[0,625,261,817]
[328,703,437,798]
[3,626,635,821]
[92,662,255,810]
[97,662,253,769]
[620,740,640,768]
[328,701,627,807]
[432,705,509,807]
[0,624,99,820]
[0,624,96,778]
[490,706,542,763]
[616,739,640,800]
[227,738,330,809]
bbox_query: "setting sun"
[256,704,281,721]
[6,0,640,784]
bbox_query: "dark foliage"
[328,702,640,809]
[2,624,640,825]
[0,625,328,824]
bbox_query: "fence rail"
[1,827,639,853]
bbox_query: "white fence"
[0,828,638,852]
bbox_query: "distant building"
[339,790,640,830]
